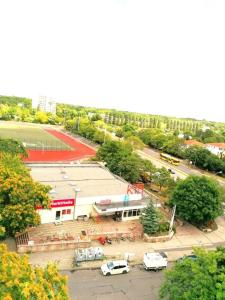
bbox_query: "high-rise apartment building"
[35,95,56,114]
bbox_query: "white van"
[101,260,130,276]
[143,252,168,271]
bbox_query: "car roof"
[109,260,128,265]
[144,252,167,259]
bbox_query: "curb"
[60,242,224,272]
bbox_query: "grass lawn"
[0,124,72,150]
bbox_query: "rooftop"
[205,143,225,149]
[29,163,131,200]
[184,140,204,147]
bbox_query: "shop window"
[128,211,132,217]
[67,209,71,214]
[133,210,137,216]
[123,211,128,218]
[62,210,67,215]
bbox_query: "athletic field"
[0,122,96,162]
[0,123,71,150]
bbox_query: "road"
[138,147,225,185]
[62,266,165,300]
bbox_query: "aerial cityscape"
[0,1,225,300]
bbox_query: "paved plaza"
[27,216,225,270]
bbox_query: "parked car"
[143,252,168,271]
[168,168,176,174]
[101,260,130,276]
[176,254,197,263]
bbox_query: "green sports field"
[0,123,72,150]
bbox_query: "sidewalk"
[28,216,225,270]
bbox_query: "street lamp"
[73,188,80,221]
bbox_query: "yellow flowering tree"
[0,244,70,300]
[0,154,51,236]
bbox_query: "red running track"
[24,129,96,162]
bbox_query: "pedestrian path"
[28,216,225,270]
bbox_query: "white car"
[143,252,168,271]
[101,260,130,276]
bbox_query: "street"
[138,147,225,185]
[62,266,166,300]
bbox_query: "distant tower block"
[36,95,56,114]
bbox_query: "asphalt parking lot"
[62,265,166,300]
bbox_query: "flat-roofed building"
[29,163,148,224]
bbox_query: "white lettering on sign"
[51,198,75,208]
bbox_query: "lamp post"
[73,188,80,221]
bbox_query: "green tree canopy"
[125,136,145,150]
[0,244,69,300]
[152,167,174,191]
[0,154,51,236]
[140,201,160,235]
[160,247,225,300]
[0,138,27,157]
[169,175,222,227]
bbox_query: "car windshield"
[107,262,114,269]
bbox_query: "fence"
[17,238,91,253]
[24,140,72,151]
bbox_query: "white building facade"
[33,95,56,114]
[31,164,148,224]
[205,143,225,158]
[37,193,144,224]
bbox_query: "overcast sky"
[0,0,224,122]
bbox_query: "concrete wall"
[17,240,91,254]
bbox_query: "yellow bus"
[160,153,180,166]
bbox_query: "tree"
[0,244,69,299]
[97,140,133,173]
[0,173,51,236]
[0,154,51,236]
[160,247,225,300]
[139,159,157,184]
[0,153,29,175]
[152,168,174,191]
[0,138,27,157]
[117,153,142,183]
[185,146,225,174]
[169,175,222,227]
[140,201,160,234]
[125,136,145,150]
[34,111,49,124]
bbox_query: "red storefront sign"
[36,198,75,210]
[51,198,75,208]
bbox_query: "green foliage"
[0,95,32,108]
[117,153,143,183]
[97,141,141,182]
[0,244,69,299]
[140,201,161,235]
[169,175,222,227]
[152,168,174,191]
[160,247,225,300]
[125,136,145,150]
[185,146,225,174]
[139,159,157,183]
[0,153,29,176]
[0,154,51,236]
[0,138,27,157]
[195,128,225,143]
